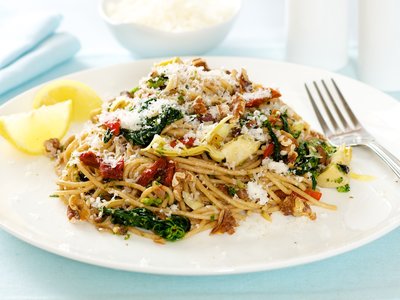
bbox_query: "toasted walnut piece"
[230,94,245,122]
[68,195,90,221]
[44,138,61,159]
[279,193,316,220]
[193,96,208,114]
[211,209,238,235]
[239,68,253,92]
[236,188,249,200]
[192,58,210,71]
[67,205,80,221]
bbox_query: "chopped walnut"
[279,194,316,220]
[193,96,208,114]
[230,94,245,122]
[44,138,61,159]
[68,195,90,221]
[238,69,252,92]
[191,58,210,71]
[211,209,238,235]
[67,205,80,220]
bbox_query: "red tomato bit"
[161,160,176,187]
[181,137,195,147]
[136,157,168,187]
[99,159,124,180]
[304,189,322,201]
[104,119,121,135]
[169,137,195,149]
[263,143,274,158]
[79,151,100,168]
[245,88,282,108]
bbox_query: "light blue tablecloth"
[0,1,399,299]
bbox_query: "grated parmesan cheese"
[242,89,271,101]
[247,181,269,205]
[262,158,289,175]
[105,0,239,33]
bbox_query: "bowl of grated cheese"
[99,0,241,57]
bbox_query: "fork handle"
[366,141,400,179]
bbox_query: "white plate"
[1,57,400,275]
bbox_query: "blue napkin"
[0,13,62,68]
[0,13,80,96]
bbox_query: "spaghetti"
[50,57,351,243]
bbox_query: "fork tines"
[305,79,361,138]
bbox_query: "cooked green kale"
[102,207,190,242]
[337,184,350,193]
[121,106,183,147]
[140,197,163,206]
[337,163,350,174]
[103,128,113,143]
[227,186,237,197]
[263,120,281,162]
[280,112,290,133]
[291,141,320,190]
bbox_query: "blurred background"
[2,0,399,100]
[0,0,359,58]
[1,0,374,101]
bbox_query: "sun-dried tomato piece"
[104,119,121,135]
[245,89,281,107]
[181,137,195,147]
[263,143,274,158]
[137,157,168,187]
[99,159,124,180]
[79,151,100,168]
[161,160,176,187]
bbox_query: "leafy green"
[320,141,337,157]
[311,172,317,190]
[291,141,320,190]
[103,128,113,143]
[121,106,183,147]
[337,163,350,174]
[140,197,163,206]
[280,112,290,133]
[130,86,139,96]
[263,120,281,162]
[337,184,350,193]
[153,215,191,241]
[227,186,237,197]
[102,207,191,242]
[177,94,185,105]
[292,131,301,139]
[147,75,168,90]
[77,172,89,182]
[334,176,344,184]
[138,98,157,112]
[104,207,156,230]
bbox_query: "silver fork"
[305,79,400,179]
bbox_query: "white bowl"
[99,0,241,57]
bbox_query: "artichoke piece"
[221,135,261,167]
[317,144,352,188]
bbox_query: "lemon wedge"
[0,100,72,154]
[32,79,102,121]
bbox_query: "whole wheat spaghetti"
[48,58,352,243]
